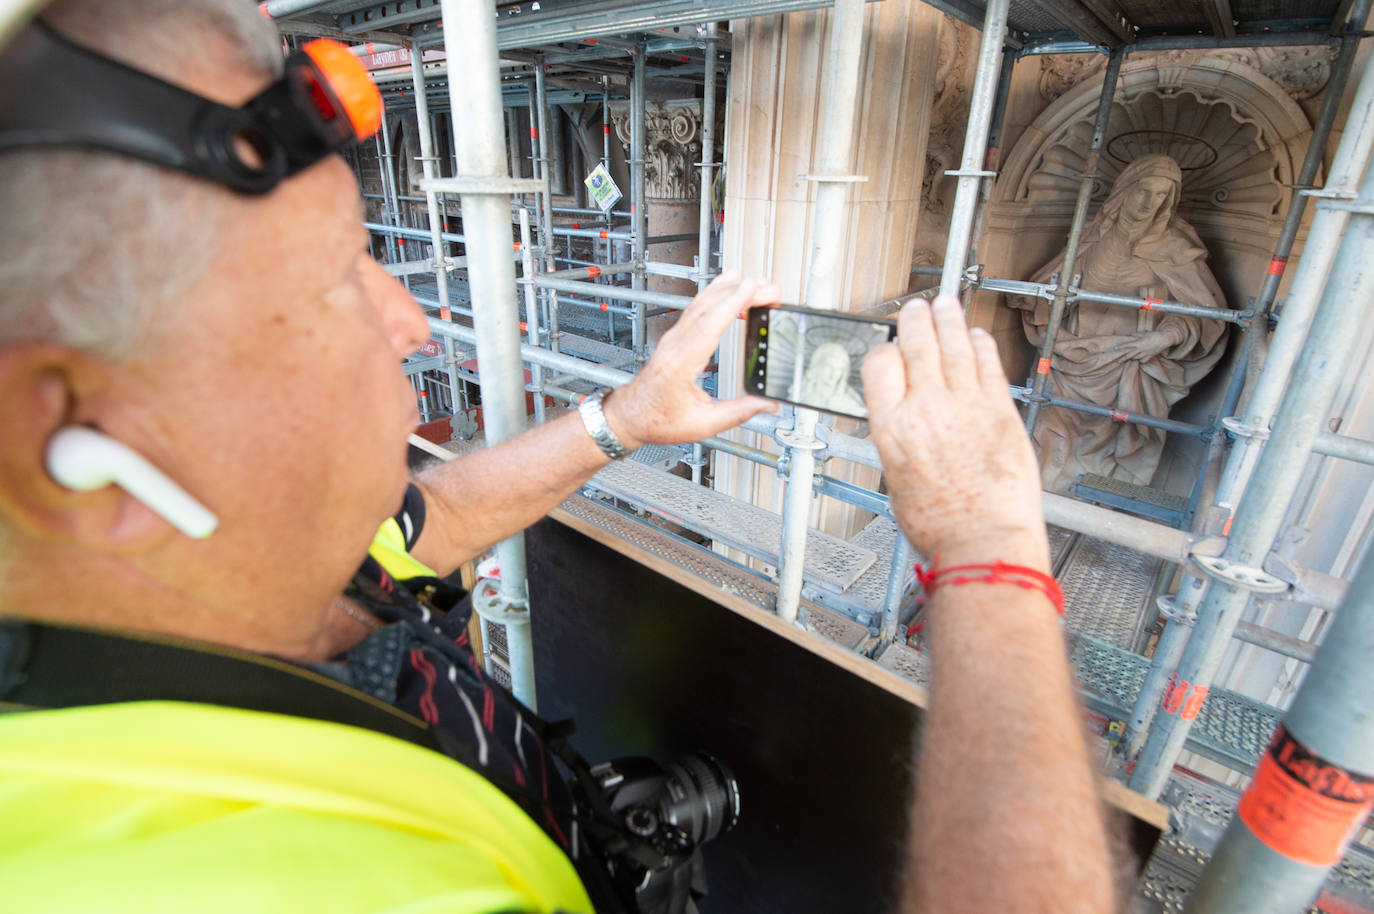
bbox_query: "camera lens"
[658,752,740,847]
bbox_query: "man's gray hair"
[0,0,283,357]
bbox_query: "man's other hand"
[861,295,1047,565]
[601,272,780,450]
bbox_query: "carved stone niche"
[981,56,1317,495]
[608,99,703,201]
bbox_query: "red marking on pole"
[1036,358,1051,375]
[366,42,375,53]
[571,223,581,229]
[258,2,271,17]
[513,242,521,250]
[530,128,538,139]
[1161,673,1186,714]
[420,389,428,397]
[586,38,598,44]
[443,222,449,231]
[1268,256,1289,276]
[587,265,601,278]
[630,203,637,214]
[1239,725,1374,866]
[1181,685,1208,721]
[440,305,451,321]
[1142,297,1162,310]
[397,238,405,247]
[520,322,528,332]
[603,125,610,135]
[680,56,690,62]
[599,230,609,239]
[1110,409,1129,422]
[599,303,609,312]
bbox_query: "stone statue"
[792,342,867,416]
[1009,154,1230,493]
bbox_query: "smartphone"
[744,304,897,420]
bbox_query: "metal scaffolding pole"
[1023,47,1124,432]
[436,0,545,709]
[373,126,401,265]
[1130,158,1374,800]
[407,42,464,433]
[532,62,563,355]
[1123,41,1374,759]
[961,45,1018,307]
[691,21,720,486]
[631,44,648,360]
[1185,542,1374,912]
[518,209,548,426]
[776,0,867,624]
[937,0,1010,298]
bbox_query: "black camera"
[580,752,740,914]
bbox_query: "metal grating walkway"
[557,332,637,366]
[804,515,916,624]
[585,459,878,591]
[1058,535,1164,651]
[1134,771,1374,913]
[1070,635,1281,773]
[556,494,869,650]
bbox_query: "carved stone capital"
[608,99,703,200]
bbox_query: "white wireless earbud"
[45,426,219,540]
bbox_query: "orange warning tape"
[1268,256,1289,276]
[1238,726,1374,867]
[587,265,601,278]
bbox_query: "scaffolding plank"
[558,332,635,365]
[804,515,915,622]
[1059,535,1164,650]
[1069,634,1280,773]
[554,495,868,650]
[585,459,878,591]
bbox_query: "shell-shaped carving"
[1023,88,1281,220]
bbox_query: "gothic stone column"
[714,0,944,545]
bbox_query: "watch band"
[578,391,631,460]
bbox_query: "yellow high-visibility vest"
[0,700,593,914]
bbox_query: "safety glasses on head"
[0,20,382,194]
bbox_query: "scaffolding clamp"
[472,577,532,625]
[1191,553,1289,595]
[1221,416,1269,442]
[1156,594,1197,626]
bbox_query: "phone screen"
[744,305,897,420]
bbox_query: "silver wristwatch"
[578,391,631,460]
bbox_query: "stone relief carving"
[1039,54,1105,102]
[1007,155,1231,492]
[920,17,971,220]
[609,99,703,200]
[1038,46,1335,104]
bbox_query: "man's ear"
[0,345,183,552]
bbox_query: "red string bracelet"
[914,560,1065,616]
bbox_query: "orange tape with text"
[1238,726,1374,867]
